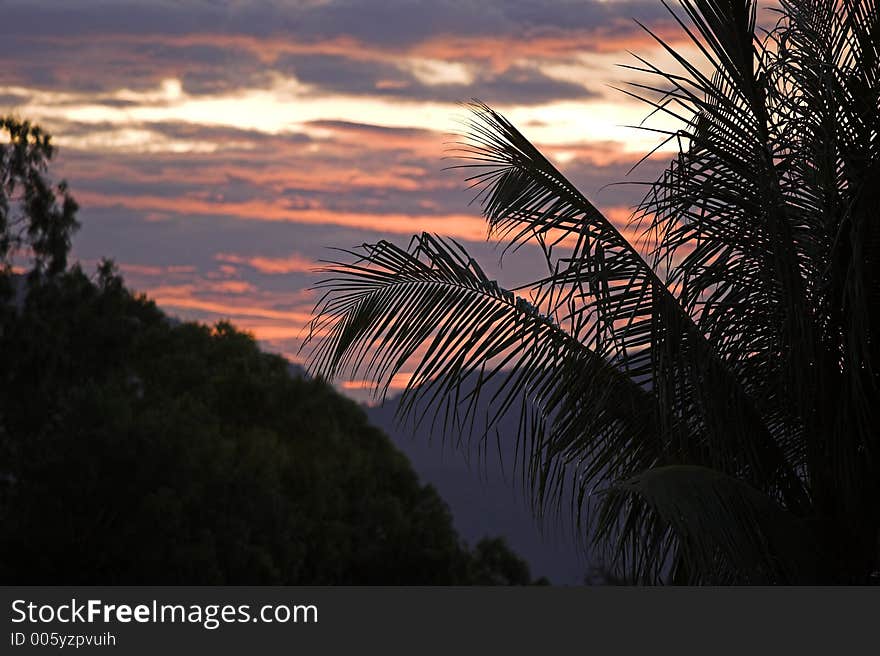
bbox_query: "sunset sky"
[1,0,714,398]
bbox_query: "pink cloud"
[75,191,492,241]
[216,252,316,275]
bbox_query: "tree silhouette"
[0,116,79,281]
[304,0,880,584]
[1,116,547,586]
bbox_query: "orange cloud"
[66,151,446,193]
[75,190,491,241]
[216,252,316,275]
[119,263,166,277]
[116,262,199,279]
[204,279,257,294]
[142,280,311,320]
[36,23,685,73]
[413,24,685,71]
[116,274,316,345]
[341,372,413,392]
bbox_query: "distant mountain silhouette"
[365,377,592,585]
[287,362,308,380]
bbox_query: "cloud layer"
[2,0,702,393]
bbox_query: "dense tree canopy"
[0,116,543,585]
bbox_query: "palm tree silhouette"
[304,0,879,584]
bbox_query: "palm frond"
[765,0,880,521]
[453,101,809,512]
[625,2,821,447]
[303,233,666,520]
[303,0,880,584]
[630,0,877,523]
[602,465,817,584]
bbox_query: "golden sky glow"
[0,0,730,399]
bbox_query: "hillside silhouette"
[0,116,545,585]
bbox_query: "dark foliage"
[0,116,78,280]
[304,0,880,584]
[0,118,541,585]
